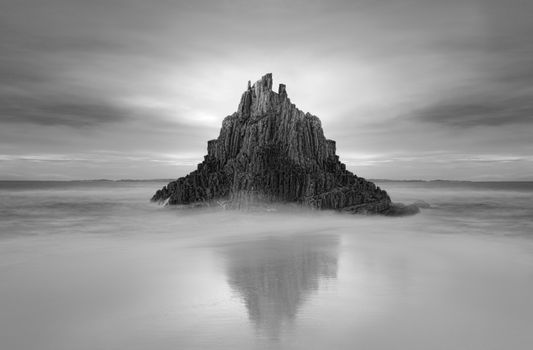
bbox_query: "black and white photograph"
[1,0,532,349]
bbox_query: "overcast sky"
[1,0,532,180]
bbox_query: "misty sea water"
[0,180,532,350]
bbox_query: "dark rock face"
[152,73,392,214]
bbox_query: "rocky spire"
[152,73,399,214]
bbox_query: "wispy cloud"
[412,95,533,128]
[0,97,129,127]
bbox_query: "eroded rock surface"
[152,73,393,214]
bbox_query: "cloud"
[0,151,204,166]
[412,95,533,128]
[0,95,130,127]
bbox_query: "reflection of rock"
[224,235,339,339]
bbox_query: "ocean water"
[0,180,532,350]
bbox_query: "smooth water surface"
[1,180,532,350]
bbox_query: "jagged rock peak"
[238,73,290,120]
[152,73,400,215]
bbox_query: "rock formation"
[152,73,398,214]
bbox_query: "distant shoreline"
[0,179,532,183]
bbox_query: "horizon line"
[1,178,532,183]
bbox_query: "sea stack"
[152,73,394,214]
